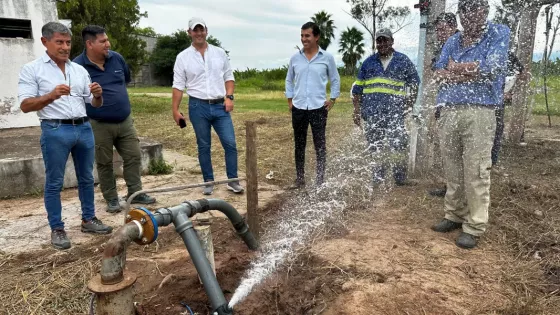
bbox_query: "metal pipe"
[92,199,250,314]
[100,221,142,284]
[202,199,259,251]
[124,178,245,222]
[173,211,230,313]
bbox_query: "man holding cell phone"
[171,17,243,195]
[18,22,113,250]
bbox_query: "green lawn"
[128,76,356,96]
[129,75,560,117]
[130,91,354,186]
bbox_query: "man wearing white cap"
[171,17,243,195]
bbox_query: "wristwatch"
[226,94,234,100]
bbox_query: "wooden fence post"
[245,121,260,240]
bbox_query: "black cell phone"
[179,112,186,128]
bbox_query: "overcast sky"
[137,0,551,70]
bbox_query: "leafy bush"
[148,158,173,175]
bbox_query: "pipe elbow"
[100,222,142,284]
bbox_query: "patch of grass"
[128,86,171,94]
[147,158,174,175]
[130,92,354,186]
[128,75,358,96]
[532,92,560,116]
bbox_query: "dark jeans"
[188,97,238,182]
[291,107,328,184]
[363,112,408,184]
[90,115,142,201]
[40,120,96,230]
[491,108,505,166]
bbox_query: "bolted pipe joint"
[214,304,234,315]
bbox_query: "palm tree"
[338,27,366,75]
[311,10,336,50]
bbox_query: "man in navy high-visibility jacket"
[352,28,420,186]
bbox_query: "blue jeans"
[188,97,238,182]
[40,120,96,230]
[363,111,408,184]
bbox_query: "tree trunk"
[508,6,540,143]
[413,0,446,176]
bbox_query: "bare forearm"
[448,61,479,75]
[172,88,184,113]
[91,96,102,108]
[20,93,55,113]
[435,70,478,84]
[353,95,361,112]
[225,80,234,95]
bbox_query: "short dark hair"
[82,25,106,43]
[435,12,458,28]
[301,22,320,37]
[458,0,489,13]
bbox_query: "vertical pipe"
[173,211,227,311]
[245,121,260,241]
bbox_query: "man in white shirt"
[171,17,243,195]
[18,22,113,250]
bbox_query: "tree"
[346,0,411,51]
[508,0,560,143]
[57,0,148,76]
[338,27,365,75]
[311,10,336,50]
[134,26,158,37]
[150,30,225,85]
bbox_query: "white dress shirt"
[18,53,94,120]
[172,44,235,100]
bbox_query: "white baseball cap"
[188,17,207,30]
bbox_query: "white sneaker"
[203,185,214,195]
[227,181,244,193]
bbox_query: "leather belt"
[189,96,225,104]
[42,117,89,125]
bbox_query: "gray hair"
[42,22,72,40]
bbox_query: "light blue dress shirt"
[435,22,510,107]
[285,49,340,110]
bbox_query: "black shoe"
[431,219,462,233]
[128,193,156,205]
[81,217,113,234]
[51,229,71,250]
[106,198,122,213]
[456,232,479,249]
[429,188,447,198]
[287,180,305,190]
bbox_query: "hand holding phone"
[179,112,186,128]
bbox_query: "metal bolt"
[140,218,147,224]
[142,237,148,243]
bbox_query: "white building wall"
[0,0,58,129]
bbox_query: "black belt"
[42,117,89,125]
[189,96,225,104]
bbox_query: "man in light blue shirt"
[431,0,510,249]
[18,22,113,250]
[285,22,340,188]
